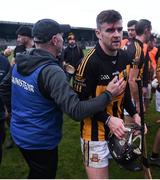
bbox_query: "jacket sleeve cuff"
[103,90,112,102]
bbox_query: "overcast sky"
[0,0,160,34]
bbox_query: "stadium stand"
[0,21,98,50]
[1,20,158,51]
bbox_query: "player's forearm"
[129,80,139,102]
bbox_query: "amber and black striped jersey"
[73,43,136,141]
[124,38,149,87]
[124,38,144,69]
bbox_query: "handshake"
[106,76,126,98]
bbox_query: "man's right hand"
[106,76,126,97]
[108,116,127,139]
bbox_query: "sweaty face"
[127,25,136,38]
[96,20,123,55]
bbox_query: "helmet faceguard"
[108,124,142,165]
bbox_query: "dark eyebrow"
[105,27,123,33]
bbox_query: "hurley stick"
[136,79,152,179]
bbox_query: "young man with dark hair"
[124,20,152,123]
[121,20,137,48]
[73,10,141,179]
[0,18,126,179]
[122,20,151,171]
[127,20,138,39]
[125,19,152,114]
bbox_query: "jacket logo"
[100,74,110,80]
[12,76,34,93]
